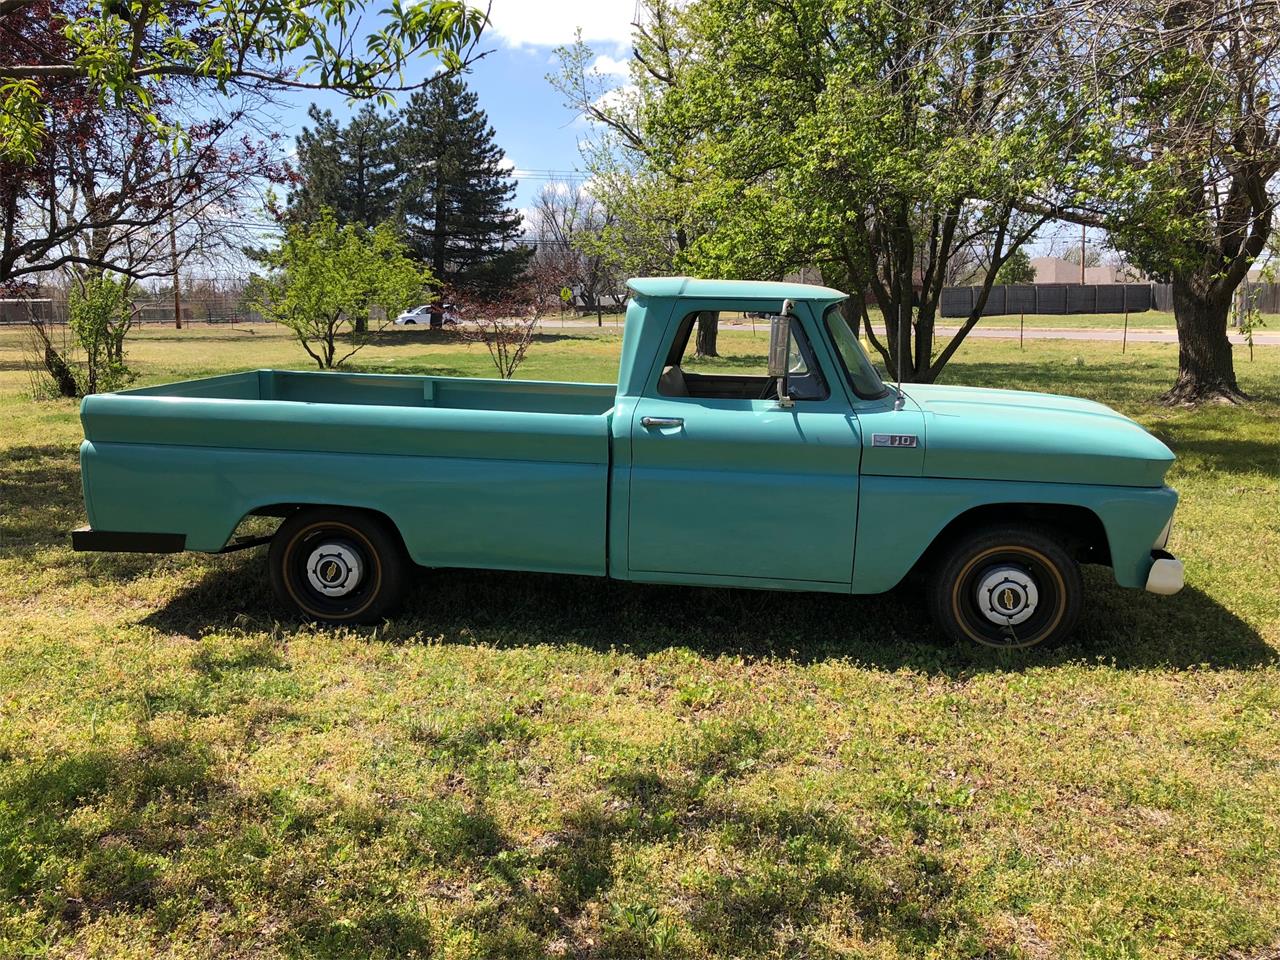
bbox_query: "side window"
[656,310,828,401]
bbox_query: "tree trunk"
[1162,278,1247,405]
[45,344,79,398]
[431,171,447,331]
[694,311,719,358]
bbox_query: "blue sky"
[264,0,1099,261]
[273,0,636,221]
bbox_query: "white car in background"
[394,303,461,325]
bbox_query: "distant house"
[1030,256,1132,285]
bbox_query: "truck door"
[626,304,861,587]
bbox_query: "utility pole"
[1080,223,1086,286]
[169,214,181,330]
[167,153,182,329]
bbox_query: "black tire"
[268,508,407,624]
[928,525,1082,649]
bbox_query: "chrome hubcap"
[975,565,1039,626]
[305,542,363,597]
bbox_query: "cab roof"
[626,276,847,302]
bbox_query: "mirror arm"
[767,300,796,408]
[778,299,795,408]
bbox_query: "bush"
[68,277,134,394]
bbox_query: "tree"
[553,12,721,347]
[528,183,620,325]
[459,286,545,379]
[0,0,485,164]
[251,212,431,368]
[1040,0,1280,404]
[995,248,1037,285]
[1,0,483,292]
[26,274,135,397]
[287,105,401,228]
[398,77,527,324]
[2,97,276,286]
[558,0,1065,383]
[1062,244,1104,268]
[67,275,133,394]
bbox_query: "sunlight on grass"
[0,322,1277,959]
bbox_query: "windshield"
[824,304,888,399]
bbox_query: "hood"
[902,383,1175,488]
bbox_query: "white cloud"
[476,0,635,48]
[589,53,631,78]
[591,84,636,113]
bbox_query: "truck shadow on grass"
[0,444,179,582]
[0,712,1001,958]
[143,558,1275,674]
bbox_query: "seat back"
[658,364,689,397]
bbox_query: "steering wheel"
[758,376,779,401]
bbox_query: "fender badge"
[872,433,918,448]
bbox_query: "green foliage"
[0,0,485,164]
[287,105,401,228]
[994,248,1037,286]
[0,78,44,163]
[67,276,134,395]
[397,77,528,294]
[556,0,1064,382]
[251,212,431,368]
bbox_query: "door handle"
[641,416,684,429]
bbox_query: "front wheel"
[268,508,408,624]
[928,526,1082,649]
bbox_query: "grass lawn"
[1,322,1279,959]
[943,311,1178,330]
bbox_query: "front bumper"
[1144,550,1184,595]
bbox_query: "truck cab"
[74,277,1183,649]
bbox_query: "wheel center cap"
[976,565,1039,626]
[305,543,363,597]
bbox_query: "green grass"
[1,323,1279,959]
[947,311,1178,329]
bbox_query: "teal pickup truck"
[73,278,1183,649]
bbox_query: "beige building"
[1031,256,1123,285]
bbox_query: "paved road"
[937,326,1280,345]
[537,318,1280,345]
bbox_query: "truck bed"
[122,369,617,416]
[79,370,615,574]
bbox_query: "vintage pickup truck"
[73,278,1183,648]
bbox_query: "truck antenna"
[894,299,907,411]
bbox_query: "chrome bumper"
[1145,550,1184,595]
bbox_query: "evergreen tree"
[288,105,400,228]
[398,77,527,320]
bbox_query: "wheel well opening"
[234,504,409,554]
[916,503,1111,574]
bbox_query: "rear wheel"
[928,526,1082,649]
[269,508,407,624]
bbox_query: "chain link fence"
[0,295,263,326]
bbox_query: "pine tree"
[398,78,527,321]
[288,105,400,228]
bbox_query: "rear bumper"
[1144,549,1184,595]
[72,526,186,553]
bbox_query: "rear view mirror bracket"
[767,299,796,408]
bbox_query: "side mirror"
[766,312,795,408]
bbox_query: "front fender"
[851,475,1177,593]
